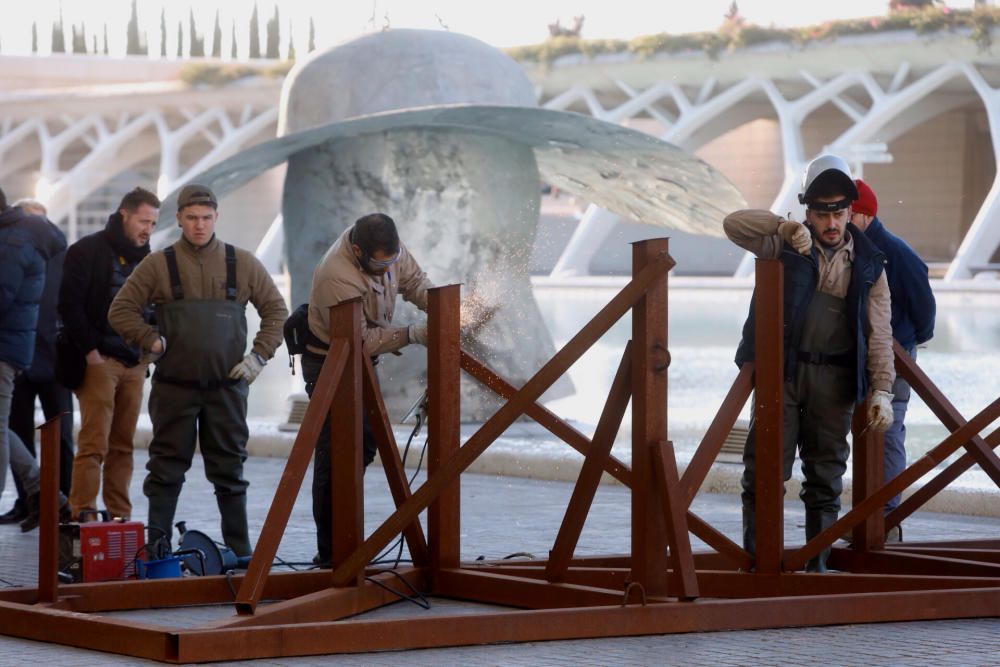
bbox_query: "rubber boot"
[147,495,179,559]
[742,506,756,571]
[217,493,252,557]
[804,509,838,573]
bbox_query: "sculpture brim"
[154,103,745,244]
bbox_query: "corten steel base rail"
[3,242,1000,662]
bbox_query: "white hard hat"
[798,154,858,209]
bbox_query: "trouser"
[11,374,75,498]
[69,358,146,519]
[143,379,252,556]
[0,362,41,499]
[301,352,377,563]
[883,346,915,513]
[741,365,854,570]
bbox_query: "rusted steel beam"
[469,564,631,590]
[785,400,1000,571]
[362,357,429,567]
[888,428,1000,529]
[234,340,349,614]
[630,239,671,595]
[883,547,1000,564]
[428,285,462,576]
[433,568,624,609]
[894,339,1000,488]
[653,441,698,600]
[679,363,754,505]
[37,416,61,604]
[686,511,754,571]
[330,252,674,587]
[829,548,1000,577]
[886,538,1000,549]
[694,570,1000,598]
[212,568,425,629]
[460,352,633,487]
[546,343,632,582]
[0,600,176,661]
[330,300,365,588]
[171,588,1000,662]
[851,401,885,550]
[753,259,784,574]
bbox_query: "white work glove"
[778,220,812,255]
[228,352,266,384]
[407,323,428,346]
[867,389,895,433]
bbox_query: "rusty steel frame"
[4,245,1000,662]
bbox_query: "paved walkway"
[1,448,999,666]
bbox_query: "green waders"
[741,290,856,572]
[143,244,253,557]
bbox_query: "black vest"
[734,223,886,403]
[98,253,146,365]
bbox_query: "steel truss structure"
[2,239,1000,662]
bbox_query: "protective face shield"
[798,154,858,212]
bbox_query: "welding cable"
[365,569,431,610]
[0,576,16,587]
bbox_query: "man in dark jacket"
[0,187,68,531]
[0,199,75,529]
[852,179,936,538]
[59,187,159,521]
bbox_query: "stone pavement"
[1,448,1000,666]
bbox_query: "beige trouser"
[69,358,146,519]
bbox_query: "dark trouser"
[143,379,252,556]
[301,352,377,564]
[741,364,854,571]
[884,346,915,513]
[10,374,74,497]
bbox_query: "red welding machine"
[58,510,145,582]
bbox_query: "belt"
[796,350,854,368]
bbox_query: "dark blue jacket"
[735,224,886,403]
[0,206,66,370]
[863,217,935,349]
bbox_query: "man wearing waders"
[725,155,895,572]
[109,184,288,557]
[305,213,433,566]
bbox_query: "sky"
[0,0,984,58]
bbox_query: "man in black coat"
[59,187,158,521]
[0,199,75,528]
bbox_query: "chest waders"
[741,291,856,573]
[143,244,253,557]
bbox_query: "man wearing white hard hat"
[725,154,895,572]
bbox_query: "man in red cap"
[851,178,936,540]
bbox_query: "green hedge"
[179,61,294,86]
[506,7,1000,65]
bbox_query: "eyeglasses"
[367,250,401,269]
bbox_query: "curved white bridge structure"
[2,30,999,280]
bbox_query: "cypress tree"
[265,4,280,58]
[126,0,141,55]
[52,6,66,53]
[103,24,109,55]
[308,17,316,52]
[160,8,167,57]
[93,34,97,54]
[212,11,222,58]
[231,20,237,59]
[287,20,295,60]
[31,21,38,53]
[189,8,205,57]
[177,20,183,58]
[249,3,261,58]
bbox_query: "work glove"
[407,323,428,346]
[228,352,266,385]
[867,389,894,433]
[778,220,812,255]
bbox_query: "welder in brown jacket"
[305,212,432,566]
[109,184,288,558]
